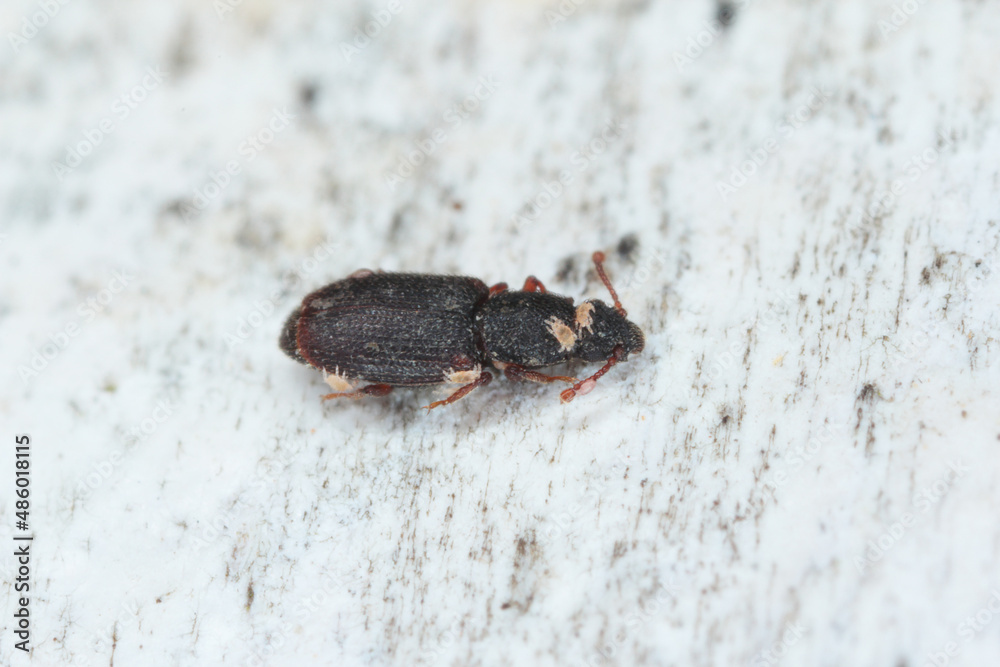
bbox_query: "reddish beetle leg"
[322,383,393,401]
[560,346,625,403]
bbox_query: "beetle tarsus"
[560,345,625,404]
[423,371,493,411]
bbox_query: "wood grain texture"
[1,0,998,666]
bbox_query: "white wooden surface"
[2,0,999,665]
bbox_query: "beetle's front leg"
[560,345,625,403]
[502,363,576,385]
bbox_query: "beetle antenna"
[592,251,626,317]
[560,345,624,403]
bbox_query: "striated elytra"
[279,251,644,410]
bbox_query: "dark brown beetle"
[280,252,644,410]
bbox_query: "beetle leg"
[560,346,625,403]
[347,269,374,279]
[503,364,576,385]
[522,275,547,293]
[424,371,492,411]
[488,282,508,297]
[322,384,393,401]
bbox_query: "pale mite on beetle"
[279,251,644,410]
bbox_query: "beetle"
[279,251,644,410]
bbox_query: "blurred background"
[2,0,999,665]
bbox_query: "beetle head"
[574,299,645,362]
[570,251,644,364]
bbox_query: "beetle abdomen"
[291,273,488,386]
